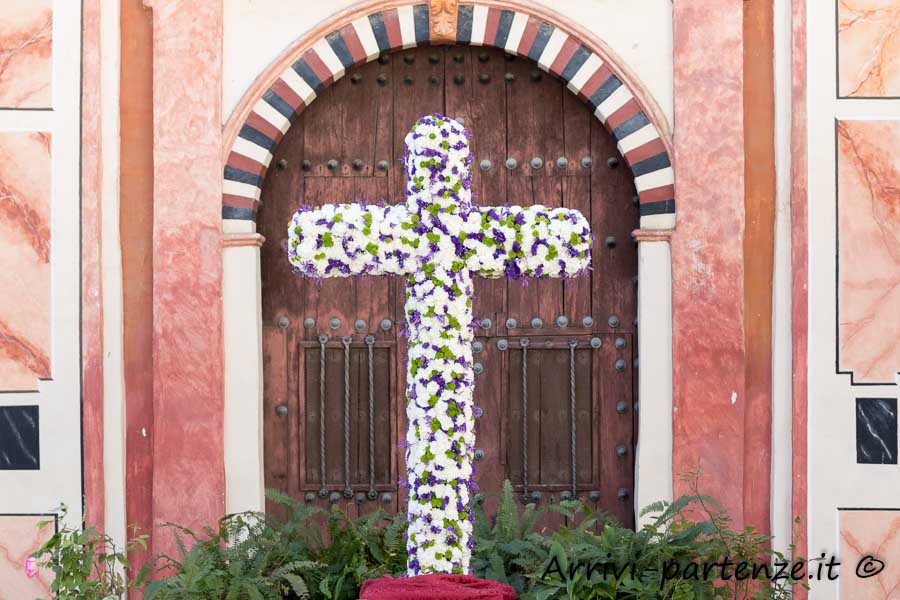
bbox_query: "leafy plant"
[138,490,408,600]
[31,504,148,600]
[306,498,408,597]
[138,506,318,599]
[470,479,554,592]
[471,475,807,600]
[34,477,807,600]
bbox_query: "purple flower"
[325,259,351,275]
[505,261,522,279]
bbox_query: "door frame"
[219,0,675,526]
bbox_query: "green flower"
[410,357,424,376]
[435,345,455,360]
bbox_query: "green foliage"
[35,475,807,600]
[470,476,806,600]
[31,504,148,600]
[138,490,408,599]
[469,480,550,592]
[308,499,408,598]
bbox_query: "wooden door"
[258,45,639,527]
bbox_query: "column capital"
[632,228,674,242]
[224,232,265,248]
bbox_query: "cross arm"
[287,202,421,278]
[460,204,593,280]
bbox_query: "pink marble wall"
[81,0,105,532]
[145,0,226,559]
[840,510,900,599]
[837,120,900,384]
[0,515,53,599]
[0,1,52,108]
[671,0,748,520]
[0,132,51,391]
[791,0,809,595]
[839,0,900,97]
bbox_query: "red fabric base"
[359,574,517,600]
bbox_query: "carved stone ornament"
[430,0,459,43]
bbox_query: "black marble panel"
[856,398,897,465]
[0,405,40,470]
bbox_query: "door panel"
[258,45,639,526]
[505,54,565,177]
[590,118,639,334]
[471,336,506,517]
[444,47,509,327]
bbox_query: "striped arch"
[223,2,675,230]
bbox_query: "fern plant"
[138,508,320,599]
[472,479,804,600]
[520,496,726,600]
[305,504,407,598]
[36,479,806,599]
[138,490,408,600]
[470,480,551,593]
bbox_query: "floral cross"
[287,114,592,576]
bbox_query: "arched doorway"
[258,44,639,525]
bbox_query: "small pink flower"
[24,557,38,578]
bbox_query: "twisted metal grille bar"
[366,335,376,498]
[342,336,352,498]
[569,339,578,496]
[520,338,529,496]
[318,334,327,496]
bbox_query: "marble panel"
[0,514,53,599]
[0,132,51,391]
[837,120,900,384]
[839,0,900,97]
[840,509,900,599]
[856,398,898,464]
[0,1,52,108]
[0,405,39,470]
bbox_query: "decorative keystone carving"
[430,0,459,43]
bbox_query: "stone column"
[633,229,674,526]
[672,0,747,520]
[144,0,225,555]
[223,232,266,513]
